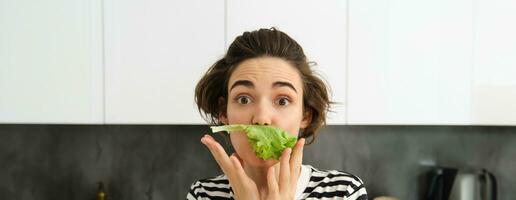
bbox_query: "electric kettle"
[425,167,497,200]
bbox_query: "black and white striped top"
[186,165,368,200]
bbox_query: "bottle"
[97,182,106,200]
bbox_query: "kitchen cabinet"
[3,0,514,125]
[226,0,348,124]
[347,0,473,125]
[0,0,103,123]
[104,0,225,124]
[471,0,516,125]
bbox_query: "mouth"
[211,124,297,160]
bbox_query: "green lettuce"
[210,125,297,160]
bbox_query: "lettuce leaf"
[210,125,297,160]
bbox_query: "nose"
[251,102,272,126]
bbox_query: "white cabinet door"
[347,0,473,125]
[471,0,516,125]
[104,0,224,124]
[227,0,348,124]
[0,0,103,124]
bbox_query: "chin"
[245,153,279,168]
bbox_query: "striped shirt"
[186,165,368,200]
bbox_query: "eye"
[276,97,291,106]
[236,95,252,105]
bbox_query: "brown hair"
[195,28,332,144]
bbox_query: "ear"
[219,112,228,125]
[218,97,228,125]
[300,109,312,128]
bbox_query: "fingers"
[267,166,279,194]
[234,152,245,169]
[279,148,291,192]
[291,138,305,164]
[290,138,305,187]
[270,149,301,199]
[230,153,246,178]
[200,134,233,175]
[202,134,303,198]
[290,138,305,173]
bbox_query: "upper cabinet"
[348,0,473,125]
[2,0,514,125]
[0,0,103,124]
[471,0,516,125]
[226,0,348,124]
[347,0,516,125]
[103,0,225,124]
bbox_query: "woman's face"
[219,57,311,167]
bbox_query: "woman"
[188,28,368,200]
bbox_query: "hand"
[200,134,305,200]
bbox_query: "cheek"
[229,133,252,156]
[286,127,301,138]
[229,132,246,148]
[226,107,251,124]
[279,110,304,136]
[230,132,274,165]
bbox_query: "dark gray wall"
[0,125,514,200]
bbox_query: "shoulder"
[303,165,368,200]
[186,174,234,200]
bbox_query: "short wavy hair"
[195,28,332,144]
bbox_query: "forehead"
[229,57,302,87]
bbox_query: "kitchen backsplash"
[0,125,514,199]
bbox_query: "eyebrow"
[229,80,297,93]
[273,81,297,93]
[230,80,254,91]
